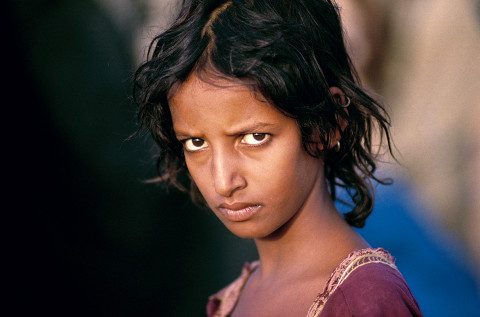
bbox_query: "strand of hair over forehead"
[201,1,233,37]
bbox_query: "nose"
[211,149,246,197]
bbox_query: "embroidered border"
[307,248,398,317]
[208,261,260,317]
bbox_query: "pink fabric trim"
[206,261,259,317]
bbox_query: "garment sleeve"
[320,263,423,317]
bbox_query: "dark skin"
[170,74,369,316]
[231,170,369,317]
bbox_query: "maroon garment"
[207,248,423,317]
[319,262,423,316]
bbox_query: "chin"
[224,222,271,239]
[224,223,279,240]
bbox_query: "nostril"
[212,169,247,197]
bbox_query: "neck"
[253,177,369,281]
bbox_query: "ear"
[314,87,350,152]
[329,87,349,146]
[329,86,349,130]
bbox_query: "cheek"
[257,146,320,200]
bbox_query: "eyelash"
[240,133,271,146]
[181,133,271,153]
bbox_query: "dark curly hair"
[133,0,393,228]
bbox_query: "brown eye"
[192,139,204,147]
[184,138,208,152]
[240,133,271,146]
[253,133,266,141]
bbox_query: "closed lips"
[218,203,261,221]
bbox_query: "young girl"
[133,0,423,316]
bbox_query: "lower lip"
[218,205,261,222]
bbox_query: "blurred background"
[6,0,479,316]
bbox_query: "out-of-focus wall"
[386,0,480,272]
[339,0,480,279]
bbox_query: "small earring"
[334,140,341,152]
[340,96,351,108]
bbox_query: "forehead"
[170,73,260,105]
[168,74,291,134]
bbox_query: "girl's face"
[169,74,323,239]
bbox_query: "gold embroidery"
[307,249,398,317]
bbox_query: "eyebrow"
[225,122,276,136]
[174,122,276,139]
[174,131,198,140]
